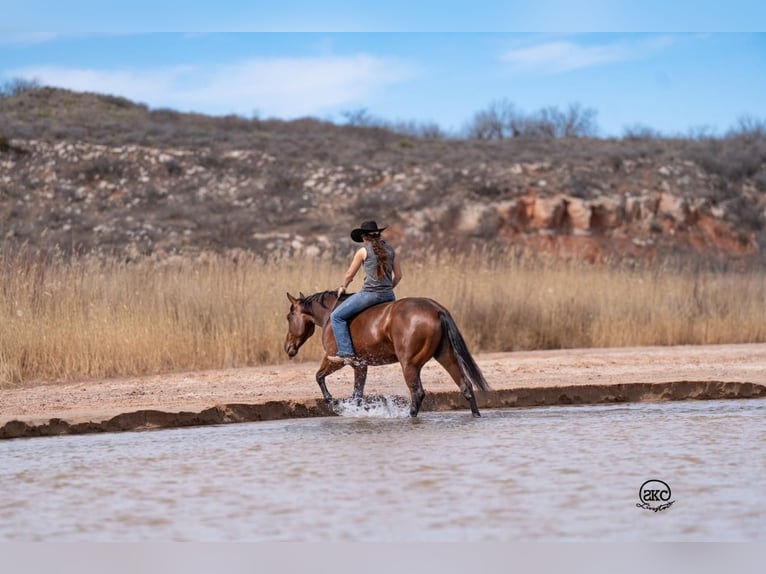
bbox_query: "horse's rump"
[342,297,442,364]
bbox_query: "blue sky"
[2,2,765,137]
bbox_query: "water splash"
[331,394,410,418]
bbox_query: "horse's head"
[284,292,316,358]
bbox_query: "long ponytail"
[364,233,388,279]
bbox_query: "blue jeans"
[330,290,395,356]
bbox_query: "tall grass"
[1,248,765,386]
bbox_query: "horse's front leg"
[316,358,344,403]
[351,364,368,400]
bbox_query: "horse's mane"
[300,290,351,311]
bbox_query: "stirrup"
[327,355,364,366]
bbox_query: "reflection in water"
[1,399,764,541]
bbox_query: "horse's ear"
[287,292,297,303]
[299,291,306,299]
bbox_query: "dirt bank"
[2,344,765,439]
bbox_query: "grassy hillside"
[1,87,764,264]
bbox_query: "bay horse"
[284,290,491,417]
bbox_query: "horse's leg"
[435,352,481,417]
[401,363,426,417]
[315,358,344,403]
[351,364,368,400]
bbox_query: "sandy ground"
[2,343,765,428]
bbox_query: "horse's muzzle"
[284,341,298,358]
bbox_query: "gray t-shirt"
[362,242,395,293]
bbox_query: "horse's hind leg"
[401,363,426,417]
[463,385,481,417]
[435,352,481,417]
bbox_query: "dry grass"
[1,248,765,386]
[427,252,766,351]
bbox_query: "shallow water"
[1,398,764,541]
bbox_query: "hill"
[1,87,764,264]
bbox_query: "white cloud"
[13,54,414,118]
[185,55,412,117]
[501,36,676,73]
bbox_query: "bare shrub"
[728,114,766,139]
[0,77,42,97]
[465,100,598,139]
[387,119,446,139]
[687,136,766,181]
[77,155,128,182]
[341,107,377,127]
[622,124,665,139]
[464,98,517,139]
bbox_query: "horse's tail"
[439,310,491,392]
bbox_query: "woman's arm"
[338,247,367,295]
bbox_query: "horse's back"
[358,296,445,323]
[350,297,445,344]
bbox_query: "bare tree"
[729,115,766,139]
[465,98,518,139]
[341,107,376,127]
[0,77,42,98]
[561,103,598,138]
[466,100,598,139]
[623,123,664,140]
[528,106,562,137]
[526,104,597,138]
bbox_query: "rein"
[303,290,344,327]
[324,292,344,325]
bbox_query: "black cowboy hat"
[351,220,388,243]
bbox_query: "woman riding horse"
[328,220,403,365]
[284,289,490,417]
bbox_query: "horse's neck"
[310,296,337,327]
